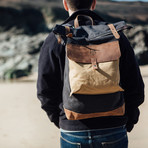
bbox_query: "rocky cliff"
[0,0,148,79]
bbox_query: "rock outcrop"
[0,6,49,35]
[0,1,148,79]
[125,25,148,65]
[0,32,48,79]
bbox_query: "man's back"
[37,10,144,131]
[37,0,144,147]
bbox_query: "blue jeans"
[60,126,128,148]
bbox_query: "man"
[37,0,144,147]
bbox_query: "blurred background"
[0,0,148,147]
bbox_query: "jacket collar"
[63,9,104,24]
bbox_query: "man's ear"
[63,0,69,11]
[91,0,96,10]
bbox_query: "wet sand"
[0,66,148,148]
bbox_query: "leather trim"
[64,103,125,120]
[57,35,62,44]
[65,26,71,35]
[63,92,124,114]
[108,24,120,39]
[66,41,121,64]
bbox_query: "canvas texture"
[53,15,130,120]
[66,41,124,96]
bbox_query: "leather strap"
[74,15,94,28]
[90,50,98,69]
[65,26,73,38]
[57,35,62,44]
[65,26,70,35]
[108,24,120,39]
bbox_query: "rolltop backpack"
[53,10,132,120]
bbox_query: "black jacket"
[37,10,144,132]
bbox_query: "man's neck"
[68,9,75,16]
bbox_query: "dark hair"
[66,0,93,11]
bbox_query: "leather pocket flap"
[66,41,121,63]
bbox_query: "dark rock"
[4,64,32,79]
[28,40,44,55]
[125,25,148,65]
[136,51,148,65]
[0,33,48,79]
[50,7,68,22]
[0,6,49,35]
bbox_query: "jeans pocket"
[101,134,128,148]
[60,136,81,148]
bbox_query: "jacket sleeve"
[119,33,145,132]
[37,32,63,128]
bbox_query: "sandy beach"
[0,66,148,148]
